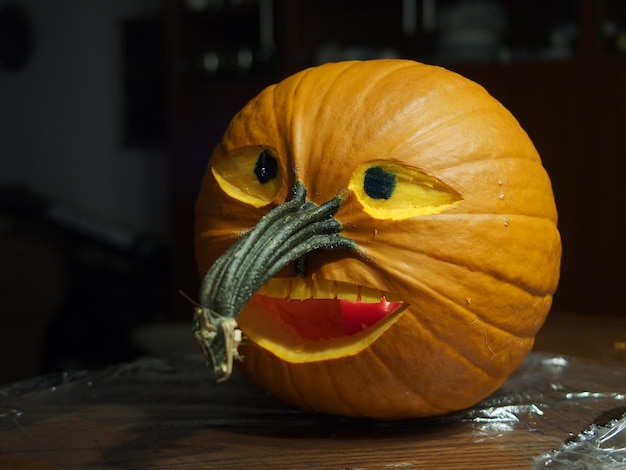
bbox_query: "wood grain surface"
[1,312,626,469]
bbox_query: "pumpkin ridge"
[432,212,556,222]
[462,293,551,339]
[407,307,516,380]
[291,61,423,196]
[361,71,499,170]
[356,219,559,298]
[366,258,538,351]
[366,341,450,414]
[360,231,554,294]
[391,104,508,158]
[231,90,278,156]
[455,240,558,299]
[342,60,423,100]
[340,256,511,373]
[265,87,281,148]
[282,359,305,407]
[393,247,555,316]
[416,273,542,341]
[415,269,526,341]
[437,153,546,168]
[319,359,366,416]
[281,67,314,168]
[304,61,371,126]
[280,346,366,415]
[261,80,289,165]
[399,311,508,404]
[293,64,367,180]
[282,359,310,411]
[256,354,305,411]
[460,298,544,341]
[390,250,553,338]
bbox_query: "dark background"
[1,0,625,384]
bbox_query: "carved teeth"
[263,277,291,299]
[290,277,315,300]
[257,278,401,303]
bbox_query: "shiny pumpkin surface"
[195,59,561,419]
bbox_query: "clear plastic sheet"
[533,411,626,469]
[1,352,625,469]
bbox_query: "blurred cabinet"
[167,0,626,318]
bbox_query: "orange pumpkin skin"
[195,59,561,419]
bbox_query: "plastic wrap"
[1,352,625,468]
[533,408,626,469]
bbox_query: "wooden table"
[1,311,625,469]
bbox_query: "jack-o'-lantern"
[193,59,561,420]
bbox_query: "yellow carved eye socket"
[348,160,463,220]
[211,146,282,207]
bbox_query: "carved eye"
[349,160,463,220]
[211,146,282,207]
[254,149,278,184]
[363,166,397,200]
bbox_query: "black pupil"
[364,166,396,200]
[254,149,278,184]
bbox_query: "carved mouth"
[195,181,404,380]
[252,277,404,340]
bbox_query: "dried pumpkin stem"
[195,181,357,381]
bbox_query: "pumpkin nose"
[194,181,357,381]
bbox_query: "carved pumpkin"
[194,59,561,419]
